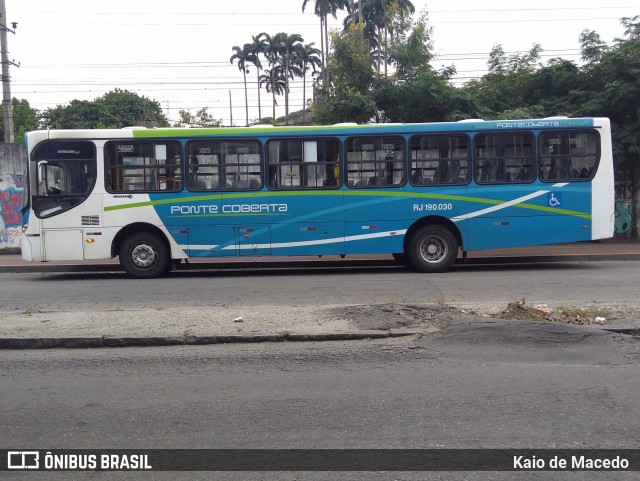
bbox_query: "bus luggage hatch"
[237,225,271,256]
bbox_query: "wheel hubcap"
[420,236,447,263]
[131,243,157,269]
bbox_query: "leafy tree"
[312,23,376,124]
[388,10,433,80]
[41,89,168,129]
[330,23,375,93]
[41,100,111,129]
[174,108,222,128]
[0,98,39,144]
[463,43,543,117]
[97,89,168,128]
[345,0,415,75]
[579,29,609,64]
[312,87,376,124]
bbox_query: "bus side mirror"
[37,160,48,181]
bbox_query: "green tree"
[0,98,39,143]
[174,108,222,128]
[97,89,168,128]
[41,89,168,129]
[312,24,376,124]
[41,100,111,129]
[579,29,609,64]
[345,0,415,75]
[388,10,433,80]
[463,43,543,117]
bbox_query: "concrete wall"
[0,144,27,252]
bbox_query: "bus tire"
[407,225,458,273]
[119,232,169,279]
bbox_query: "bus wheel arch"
[113,224,171,278]
[404,217,462,273]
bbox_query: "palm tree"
[274,33,305,125]
[346,0,415,75]
[302,0,349,84]
[259,67,286,122]
[248,34,269,122]
[230,43,256,126]
[298,43,322,122]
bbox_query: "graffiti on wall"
[0,173,24,249]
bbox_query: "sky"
[5,0,639,126]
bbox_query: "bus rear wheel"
[407,225,458,273]
[119,232,169,279]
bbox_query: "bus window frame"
[408,133,472,187]
[345,135,407,189]
[104,140,184,194]
[266,137,342,190]
[30,139,98,219]
[539,129,601,183]
[473,131,537,185]
[186,138,264,192]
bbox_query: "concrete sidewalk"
[1,240,640,274]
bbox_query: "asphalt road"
[1,321,639,480]
[2,261,640,480]
[1,260,640,312]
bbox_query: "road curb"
[0,331,418,350]
[1,254,639,274]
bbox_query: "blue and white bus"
[20,117,614,278]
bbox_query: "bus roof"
[29,117,605,141]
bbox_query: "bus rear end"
[590,117,615,240]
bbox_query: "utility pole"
[0,0,19,143]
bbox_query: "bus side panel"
[269,191,345,256]
[342,186,471,254]
[464,183,593,251]
[344,220,405,254]
[271,222,345,256]
[466,215,592,251]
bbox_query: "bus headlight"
[22,223,28,233]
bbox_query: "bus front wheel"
[407,226,458,273]
[119,232,169,279]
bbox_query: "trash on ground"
[499,300,608,325]
[233,316,243,323]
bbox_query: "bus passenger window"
[540,131,599,182]
[267,138,340,190]
[105,141,183,193]
[410,135,469,186]
[187,140,262,191]
[475,133,534,184]
[347,137,405,188]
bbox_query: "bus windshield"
[31,140,97,218]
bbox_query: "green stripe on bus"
[104,190,590,219]
[131,125,372,138]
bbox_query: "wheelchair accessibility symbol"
[548,192,562,207]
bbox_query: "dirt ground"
[1,300,639,339]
